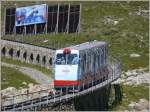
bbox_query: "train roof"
[64,41,107,51]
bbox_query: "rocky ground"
[113,68,149,85]
[127,98,149,112]
[1,83,53,106]
[113,67,149,111]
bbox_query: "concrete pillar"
[20,50,25,62]
[13,48,18,59]
[16,49,22,60]
[46,55,52,69]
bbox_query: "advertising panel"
[15,4,47,26]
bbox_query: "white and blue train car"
[54,41,108,90]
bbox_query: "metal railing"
[1,57,121,111]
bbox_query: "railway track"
[1,73,119,111]
[1,56,121,111]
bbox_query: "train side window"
[88,53,91,72]
[90,52,93,72]
[104,46,106,65]
[82,54,86,73]
[93,53,96,74]
[100,47,103,66]
[81,54,85,74]
[97,49,100,68]
[102,47,104,65]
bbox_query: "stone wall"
[1,39,55,69]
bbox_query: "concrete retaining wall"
[1,39,55,69]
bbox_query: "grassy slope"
[1,1,149,71]
[2,56,52,76]
[1,66,38,89]
[111,85,149,110]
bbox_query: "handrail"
[1,56,121,110]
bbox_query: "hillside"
[1,66,37,89]
[1,1,149,71]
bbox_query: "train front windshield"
[56,54,78,65]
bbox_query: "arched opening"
[9,48,14,57]
[23,52,27,60]
[42,56,46,65]
[30,53,34,61]
[1,47,6,56]
[16,50,20,57]
[49,57,52,65]
[36,54,40,63]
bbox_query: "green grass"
[111,84,149,111]
[1,1,149,71]
[1,66,38,90]
[2,56,52,76]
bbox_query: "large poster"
[15,4,47,26]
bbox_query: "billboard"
[15,4,47,26]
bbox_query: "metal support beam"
[66,3,70,34]
[14,6,17,35]
[25,26,26,35]
[77,3,82,34]
[13,26,16,35]
[73,85,75,97]
[46,5,48,34]
[34,24,37,34]
[83,83,84,90]
[47,93,49,104]
[45,23,47,34]
[55,3,59,34]
[54,91,55,102]
[60,88,62,101]
[3,8,6,35]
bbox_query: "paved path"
[2,62,53,84]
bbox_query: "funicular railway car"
[54,41,109,92]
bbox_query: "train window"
[56,53,78,65]
[103,47,106,65]
[102,48,104,65]
[93,55,95,71]
[80,55,84,74]
[83,54,86,73]
[56,54,66,65]
[97,49,100,68]
[67,54,78,65]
